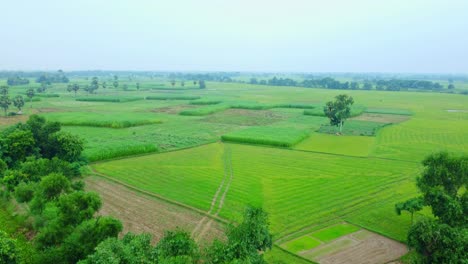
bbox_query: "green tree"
[37,173,71,202]
[26,88,35,107]
[69,84,80,97]
[0,230,18,264]
[136,82,140,90]
[199,80,206,89]
[2,129,35,165]
[112,81,119,89]
[57,191,101,226]
[78,233,154,264]
[323,94,354,134]
[181,81,185,87]
[12,96,24,113]
[47,131,84,162]
[395,197,424,224]
[0,86,11,116]
[101,81,107,89]
[155,230,199,263]
[90,77,99,94]
[170,80,176,87]
[396,152,468,263]
[448,84,455,89]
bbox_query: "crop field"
[2,77,468,263]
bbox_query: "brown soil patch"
[0,115,29,127]
[152,105,197,114]
[304,230,407,264]
[85,176,225,244]
[201,109,286,126]
[351,113,410,123]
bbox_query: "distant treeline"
[249,77,452,91]
[7,76,30,85]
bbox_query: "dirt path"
[193,144,234,242]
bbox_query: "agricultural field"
[1,77,468,263]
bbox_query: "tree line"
[250,76,453,91]
[0,115,273,263]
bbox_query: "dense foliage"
[396,152,467,263]
[81,206,273,264]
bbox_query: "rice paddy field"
[1,77,468,263]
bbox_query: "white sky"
[1,0,467,73]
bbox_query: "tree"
[323,94,354,134]
[69,84,80,97]
[0,86,11,116]
[362,82,373,90]
[0,95,11,117]
[101,81,107,89]
[0,230,18,264]
[122,84,129,91]
[171,80,176,87]
[396,152,468,263]
[448,84,455,89]
[90,77,99,94]
[136,82,140,90]
[193,81,197,86]
[395,197,424,224]
[112,81,118,89]
[12,96,24,113]
[27,88,35,107]
[199,80,206,89]
[47,131,84,162]
[181,81,185,87]
[155,230,199,263]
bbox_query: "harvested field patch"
[201,109,287,126]
[152,105,198,114]
[85,176,225,243]
[351,113,410,123]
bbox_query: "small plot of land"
[221,126,309,147]
[295,133,375,157]
[364,108,412,116]
[351,113,410,124]
[84,176,225,243]
[201,109,288,126]
[41,111,162,128]
[76,96,144,102]
[151,104,197,114]
[281,223,407,264]
[318,120,388,136]
[304,230,408,264]
[281,223,360,254]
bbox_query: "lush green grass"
[93,142,421,241]
[85,142,158,162]
[221,127,309,147]
[34,93,60,97]
[310,223,360,242]
[282,236,321,253]
[76,96,144,102]
[189,99,223,105]
[146,95,201,100]
[295,133,375,157]
[318,120,388,136]
[265,246,317,264]
[41,112,162,128]
[365,108,412,115]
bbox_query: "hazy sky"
[2,0,467,73]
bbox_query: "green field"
[2,77,468,263]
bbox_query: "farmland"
[1,76,468,263]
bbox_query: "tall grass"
[304,104,366,117]
[146,95,201,100]
[76,96,143,102]
[85,143,158,162]
[41,112,162,128]
[180,104,230,116]
[189,99,223,105]
[221,127,309,147]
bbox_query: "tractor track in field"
[192,143,234,242]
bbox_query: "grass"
[34,93,60,97]
[41,112,162,128]
[93,142,421,241]
[76,96,143,102]
[282,236,321,253]
[146,95,201,100]
[365,108,412,115]
[318,120,388,136]
[221,127,309,147]
[310,223,360,242]
[295,133,375,157]
[189,99,223,105]
[84,142,158,162]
